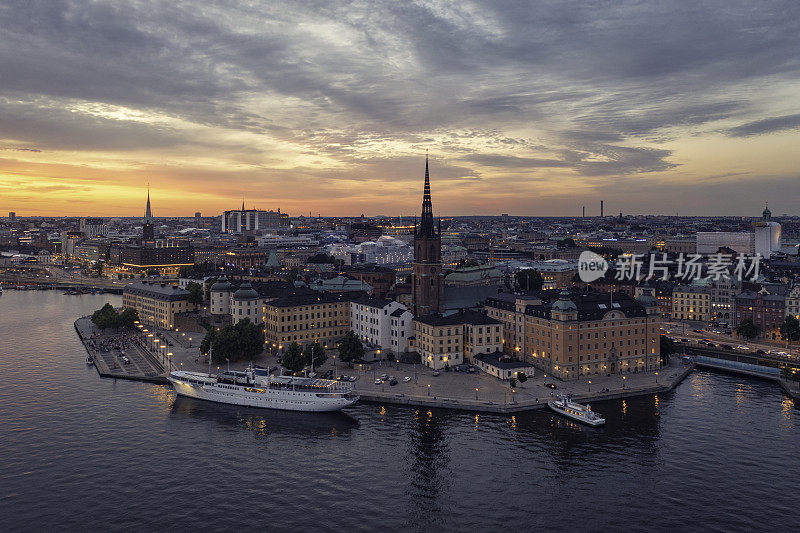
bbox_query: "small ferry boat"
[168,366,359,412]
[548,395,605,427]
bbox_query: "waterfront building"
[671,285,711,322]
[735,289,785,339]
[122,281,195,329]
[473,352,536,381]
[709,276,737,323]
[486,289,661,380]
[412,156,444,316]
[262,293,350,349]
[349,296,413,354]
[411,310,503,370]
[786,284,800,320]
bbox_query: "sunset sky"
[1,1,799,217]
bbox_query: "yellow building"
[263,293,350,350]
[411,311,503,370]
[122,281,195,329]
[671,285,711,321]
[487,288,661,380]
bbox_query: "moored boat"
[548,395,605,426]
[168,366,359,412]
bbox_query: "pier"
[75,317,167,384]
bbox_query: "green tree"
[509,377,517,388]
[91,303,118,329]
[210,324,240,363]
[235,318,264,362]
[780,315,800,342]
[282,342,305,372]
[186,282,204,306]
[736,318,759,340]
[338,330,364,367]
[117,308,139,329]
[660,335,677,366]
[517,371,527,384]
[515,269,544,292]
[286,268,300,284]
[146,268,160,277]
[303,342,328,369]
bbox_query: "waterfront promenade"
[75,316,697,412]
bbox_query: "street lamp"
[427,384,431,396]
[622,375,627,390]
[655,372,659,384]
[475,387,479,400]
[588,379,592,392]
[512,388,516,403]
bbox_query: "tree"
[736,318,760,340]
[517,371,527,384]
[509,377,518,388]
[186,282,204,306]
[338,330,364,367]
[91,303,138,329]
[660,335,677,366]
[91,303,119,329]
[515,269,544,292]
[780,315,800,342]
[146,268,160,277]
[210,324,240,363]
[286,268,300,284]
[235,318,264,362]
[282,342,305,372]
[303,342,328,369]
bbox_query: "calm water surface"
[1,290,798,532]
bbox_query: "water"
[1,290,798,532]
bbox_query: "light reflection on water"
[1,290,799,532]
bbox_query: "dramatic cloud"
[0,0,799,216]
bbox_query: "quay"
[75,317,167,384]
[75,316,797,412]
[353,360,695,414]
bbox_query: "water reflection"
[169,396,359,438]
[403,408,452,529]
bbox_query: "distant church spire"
[144,184,153,223]
[242,198,245,211]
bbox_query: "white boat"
[168,366,359,412]
[548,395,605,426]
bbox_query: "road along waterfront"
[2,290,800,531]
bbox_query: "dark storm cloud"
[727,113,800,137]
[1,0,799,200]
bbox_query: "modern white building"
[753,204,781,258]
[349,297,413,354]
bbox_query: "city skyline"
[2,1,800,217]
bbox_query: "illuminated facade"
[486,289,661,380]
[122,281,195,329]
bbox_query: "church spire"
[144,184,153,223]
[418,152,435,237]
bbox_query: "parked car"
[432,370,440,377]
[374,378,382,385]
[348,376,356,382]
[380,374,389,380]
[403,376,411,383]
[389,378,398,386]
